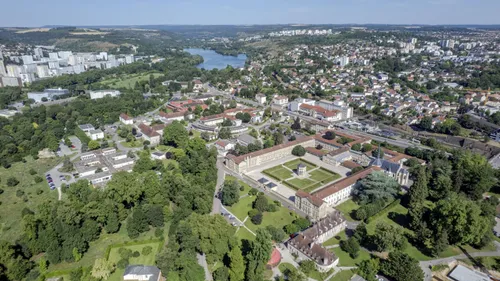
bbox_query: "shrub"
[267,204,278,212]
[248,209,260,218]
[292,145,306,156]
[239,186,244,191]
[117,258,129,269]
[142,246,153,256]
[251,212,263,225]
[132,251,140,258]
[16,190,25,198]
[154,227,164,238]
[7,177,19,187]
[249,188,258,196]
[29,168,37,175]
[34,176,43,183]
[118,248,132,259]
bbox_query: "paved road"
[196,253,213,281]
[211,157,225,215]
[419,241,500,281]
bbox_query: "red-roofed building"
[138,123,161,146]
[159,111,185,122]
[299,104,342,122]
[119,113,133,125]
[167,99,207,113]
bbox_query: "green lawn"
[335,200,360,222]
[100,72,163,89]
[323,230,347,246]
[226,195,254,221]
[302,183,324,193]
[48,222,168,274]
[330,270,355,281]
[309,168,340,183]
[286,178,317,190]
[226,175,251,197]
[263,166,294,181]
[0,156,61,243]
[156,145,175,152]
[245,198,296,233]
[108,241,162,265]
[278,263,296,274]
[161,159,179,168]
[121,140,142,148]
[235,227,255,241]
[366,203,409,234]
[283,158,317,170]
[331,247,371,266]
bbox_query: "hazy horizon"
[1,0,498,27]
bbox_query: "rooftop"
[312,166,381,199]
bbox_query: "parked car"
[46,174,51,178]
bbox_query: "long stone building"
[287,212,346,272]
[225,136,315,173]
[295,166,381,219]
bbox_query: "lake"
[184,48,247,70]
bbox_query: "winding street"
[419,241,500,281]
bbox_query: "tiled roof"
[226,136,314,165]
[312,166,381,199]
[296,190,325,207]
[138,123,160,138]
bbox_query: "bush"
[118,248,132,259]
[239,186,244,191]
[251,212,263,225]
[154,227,164,238]
[267,204,278,212]
[34,176,43,183]
[292,145,306,156]
[248,209,260,218]
[7,177,19,187]
[142,246,153,256]
[132,251,140,258]
[16,190,25,198]
[29,168,37,175]
[117,258,129,269]
[249,188,258,196]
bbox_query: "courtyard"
[263,158,341,193]
[247,154,350,202]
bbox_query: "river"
[184,48,247,70]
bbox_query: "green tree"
[253,194,268,213]
[127,208,149,238]
[372,222,408,252]
[419,116,433,131]
[105,212,120,233]
[358,258,379,281]
[353,171,400,204]
[218,127,231,139]
[453,151,496,200]
[6,177,19,187]
[351,143,361,151]
[292,145,306,156]
[381,252,424,281]
[361,143,373,152]
[213,266,229,281]
[221,180,240,207]
[265,225,286,242]
[88,140,101,150]
[408,166,429,230]
[228,246,245,281]
[291,117,301,130]
[340,237,360,258]
[246,229,273,281]
[299,260,316,274]
[91,258,114,280]
[323,131,336,140]
[164,121,189,148]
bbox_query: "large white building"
[27,88,69,103]
[339,56,349,67]
[89,90,121,100]
[316,100,353,120]
[0,76,22,87]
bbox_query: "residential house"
[273,95,289,106]
[120,113,134,125]
[138,123,161,146]
[255,93,267,104]
[89,129,104,140]
[123,265,162,281]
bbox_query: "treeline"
[0,87,23,109]
[0,123,218,280]
[0,92,160,167]
[460,63,500,89]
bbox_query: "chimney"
[310,242,315,249]
[324,257,328,265]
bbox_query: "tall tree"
[221,180,240,207]
[381,252,424,281]
[353,171,400,204]
[408,166,429,230]
[164,121,189,148]
[228,246,245,281]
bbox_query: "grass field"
[286,178,317,189]
[225,175,252,196]
[323,230,347,246]
[235,227,255,241]
[335,199,360,222]
[263,166,293,181]
[100,72,163,89]
[107,241,162,281]
[226,195,254,221]
[0,156,61,243]
[226,191,297,234]
[309,168,341,183]
[331,247,371,266]
[330,270,355,281]
[283,158,317,171]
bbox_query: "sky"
[1,0,499,27]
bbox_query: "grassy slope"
[0,156,61,243]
